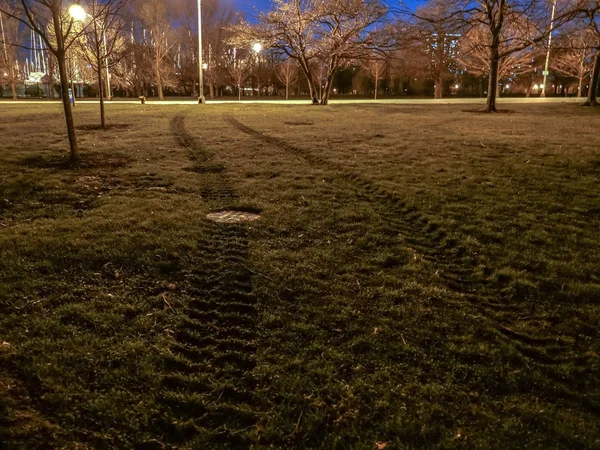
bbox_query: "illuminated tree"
[416,0,589,112]
[230,0,391,105]
[71,0,127,128]
[275,58,298,99]
[0,0,90,160]
[458,22,541,97]
[0,2,24,100]
[366,56,386,99]
[136,0,174,100]
[551,28,595,97]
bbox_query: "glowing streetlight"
[252,42,263,53]
[68,4,87,21]
[69,4,111,100]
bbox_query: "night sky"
[233,0,426,19]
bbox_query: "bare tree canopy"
[413,0,600,111]
[230,0,393,104]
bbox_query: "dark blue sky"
[233,1,424,19]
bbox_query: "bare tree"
[366,56,386,99]
[551,28,595,97]
[72,0,127,128]
[227,49,250,101]
[0,0,91,160]
[413,0,459,99]
[415,0,588,112]
[230,0,391,105]
[576,4,600,106]
[458,22,540,97]
[275,58,297,99]
[0,3,23,99]
[136,0,173,100]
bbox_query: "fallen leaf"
[376,442,388,449]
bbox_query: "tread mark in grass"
[155,113,258,448]
[225,115,599,411]
[170,114,238,202]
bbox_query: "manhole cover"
[206,210,261,223]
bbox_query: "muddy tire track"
[225,115,599,413]
[154,114,258,447]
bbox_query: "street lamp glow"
[68,4,112,100]
[202,63,208,69]
[252,42,263,53]
[69,4,87,21]
[455,84,459,89]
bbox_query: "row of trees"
[1,0,600,160]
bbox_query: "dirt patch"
[206,210,261,223]
[284,121,314,126]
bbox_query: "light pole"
[69,4,111,100]
[252,43,262,96]
[197,0,205,104]
[541,0,557,98]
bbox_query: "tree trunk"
[238,84,241,101]
[434,76,443,99]
[374,77,378,100]
[286,83,289,100]
[10,80,17,100]
[583,52,600,106]
[321,69,336,105]
[578,75,584,98]
[297,58,319,104]
[97,63,106,129]
[209,82,215,99]
[57,50,79,161]
[486,44,500,112]
[155,63,164,100]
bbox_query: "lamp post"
[69,4,111,100]
[197,0,205,104]
[541,0,557,98]
[252,43,262,96]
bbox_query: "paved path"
[0,97,584,106]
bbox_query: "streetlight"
[197,0,205,104]
[252,43,262,96]
[541,0,557,98]
[69,4,112,100]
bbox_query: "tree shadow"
[75,123,130,131]
[20,153,133,170]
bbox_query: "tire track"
[153,114,258,448]
[225,115,599,413]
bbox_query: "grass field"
[0,102,599,449]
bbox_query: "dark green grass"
[0,103,598,449]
